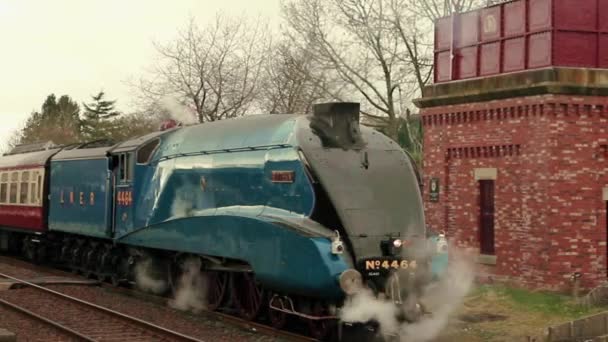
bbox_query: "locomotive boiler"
[0,102,447,341]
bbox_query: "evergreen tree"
[81,91,121,141]
[19,94,82,146]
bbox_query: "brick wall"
[421,94,608,290]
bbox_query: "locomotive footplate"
[357,257,418,278]
[339,320,381,342]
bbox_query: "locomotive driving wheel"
[231,272,265,321]
[168,257,228,311]
[268,294,287,329]
[206,271,228,311]
[307,301,333,340]
[83,245,99,279]
[70,243,84,273]
[22,237,38,263]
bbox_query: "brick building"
[417,68,608,289]
[414,0,608,291]
[416,68,608,290]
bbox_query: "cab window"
[119,153,133,182]
[137,139,159,164]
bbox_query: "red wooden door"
[479,180,495,255]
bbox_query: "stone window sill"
[477,254,497,265]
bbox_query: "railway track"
[103,284,318,342]
[0,271,204,342]
[0,255,317,342]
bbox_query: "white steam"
[159,96,198,125]
[400,249,474,342]
[341,288,400,336]
[168,257,208,314]
[339,243,475,341]
[134,258,169,295]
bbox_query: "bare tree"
[135,13,270,123]
[403,0,487,20]
[282,0,496,159]
[259,40,335,114]
[283,0,422,141]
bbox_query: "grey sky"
[0,0,280,150]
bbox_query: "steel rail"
[0,297,97,341]
[0,256,317,342]
[211,309,319,342]
[102,284,319,342]
[0,271,204,342]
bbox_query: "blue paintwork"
[118,212,348,298]
[152,115,297,161]
[115,152,135,237]
[107,115,338,297]
[43,113,427,300]
[128,147,315,232]
[48,158,112,238]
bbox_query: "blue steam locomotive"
[0,102,447,341]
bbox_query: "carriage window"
[137,139,160,164]
[30,171,38,205]
[30,182,37,205]
[19,171,29,204]
[9,172,18,204]
[38,173,43,202]
[0,173,7,204]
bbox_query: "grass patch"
[436,284,607,342]
[473,285,597,318]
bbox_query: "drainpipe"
[570,272,582,298]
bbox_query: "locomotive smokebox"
[310,102,364,149]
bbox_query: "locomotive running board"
[268,295,337,321]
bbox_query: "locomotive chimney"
[310,102,364,149]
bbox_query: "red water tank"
[434,0,608,83]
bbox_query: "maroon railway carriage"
[0,147,59,232]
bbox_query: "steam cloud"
[400,248,474,342]
[159,96,198,125]
[340,242,475,341]
[134,258,169,295]
[168,257,208,314]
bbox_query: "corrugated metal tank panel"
[433,0,608,83]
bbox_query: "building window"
[479,180,495,255]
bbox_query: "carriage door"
[114,152,134,236]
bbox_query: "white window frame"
[0,167,45,207]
